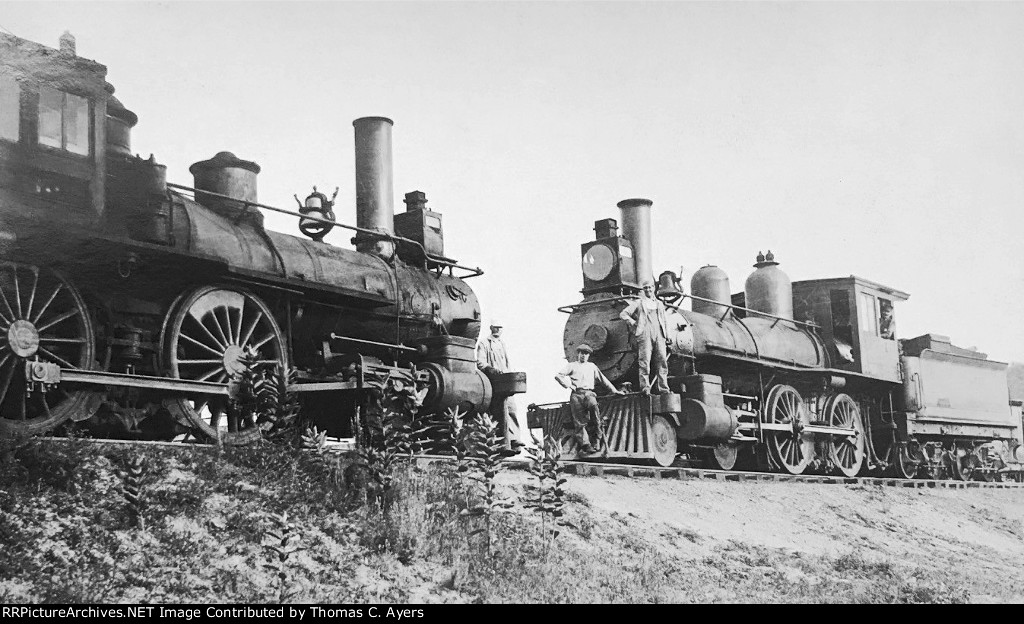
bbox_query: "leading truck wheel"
[650,415,677,467]
[160,286,287,445]
[707,442,740,470]
[825,393,866,478]
[0,263,97,435]
[763,385,814,475]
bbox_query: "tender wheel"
[650,415,677,467]
[949,446,976,481]
[160,286,287,445]
[762,385,814,475]
[0,263,97,435]
[825,393,866,478]
[707,441,739,470]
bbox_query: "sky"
[2,1,1023,414]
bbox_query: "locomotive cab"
[792,276,909,383]
[0,32,108,227]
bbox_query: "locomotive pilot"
[619,281,672,394]
[555,344,623,455]
[477,320,522,447]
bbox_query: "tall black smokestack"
[352,116,396,258]
[618,198,654,286]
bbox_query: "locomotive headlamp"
[295,186,338,241]
[582,243,615,281]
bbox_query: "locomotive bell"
[295,186,338,241]
[656,270,683,303]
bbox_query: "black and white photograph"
[0,0,1022,605]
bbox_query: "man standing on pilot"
[555,343,623,454]
[619,280,672,394]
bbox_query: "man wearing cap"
[619,281,671,394]
[555,344,623,455]
[477,320,520,446]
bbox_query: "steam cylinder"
[744,252,793,320]
[618,198,654,285]
[691,265,731,317]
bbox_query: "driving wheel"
[160,286,287,445]
[762,385,814,475]
[0,263,98,435]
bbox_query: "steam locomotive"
[0,31,524,444]
[527,198,1024,480]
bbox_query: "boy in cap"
[555,343,623,454]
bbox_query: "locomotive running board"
[60,369,231,395]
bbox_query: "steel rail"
[29,439,1024,488]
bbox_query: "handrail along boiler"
[0,31,525,443]
[528,198,1022,480]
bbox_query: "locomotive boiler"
[0,31,524,444]
[529,198,1021,480]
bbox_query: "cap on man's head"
[576,343,593,354]
[641,280,655,288]
[490,319,503,328]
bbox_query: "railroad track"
[33,438,1024,489]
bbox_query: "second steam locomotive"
[528,198,1023,480]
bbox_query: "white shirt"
[557,361,615,392]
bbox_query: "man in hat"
[477,319,520,446]
[555,343,623,454]
[619,281,671,394]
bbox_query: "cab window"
[857,292,877,336]
[0,75,19,142]
[38,85,90,155]
[879,298,895,340]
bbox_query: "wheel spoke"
[216,307,235,346]
[239,310,264,348]
[178,359,224,365]
[180,333,225,358]
[251,333,276,351]
[25,268,38,321]
[186,316,227,351]
[0,278,16,322]
[230,306,242,345]
[31,284,63,324]
[195,366,225,382]
[36,308,80,333]
[206,311,231,348]
[0,359,14,406]
[12,268,22,319]
[38,347,76,369]
[38,336,88,344]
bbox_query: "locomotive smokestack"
[617,198,654,286]
[353,116,396,257]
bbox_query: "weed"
[122,453,147,530]
[458,411,517,555]
[261,511,306,603]
[523,433,569,560]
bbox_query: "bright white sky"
[3,1,1023,414]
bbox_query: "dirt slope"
[526,471,1024,603]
